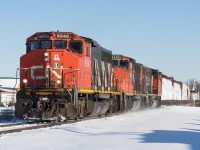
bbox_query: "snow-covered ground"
[0,106,200,150]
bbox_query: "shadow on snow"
[141,129,200,150]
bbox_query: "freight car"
[15,31,162,121]
[161,75,200,106]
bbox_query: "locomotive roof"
[81,36,112,54]
[27,31,81,39]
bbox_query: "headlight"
[44,52,49,62]
[23,79,28,84]
[56,80,61,84]
[44,52,48,56]
[44,58,49,62]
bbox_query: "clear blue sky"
[0,0,199,82]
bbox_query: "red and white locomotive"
[15,31,162,120]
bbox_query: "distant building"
[0,78,19,107]
[0,91,16,107]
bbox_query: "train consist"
[15,31,196,121]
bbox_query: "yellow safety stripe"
[78,89,120,94]
[20,88,160,97]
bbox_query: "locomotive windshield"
[69,41,82,54]
[28,41,38,51]
[112,60,119,66]
[120,60,129,69]
[41,40,52,49]
[54,40,67,49]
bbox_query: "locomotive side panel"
[91,46,112,92]
[77,42,92,89]
[133,62,140,94]
[142,66,152,94]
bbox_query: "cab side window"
[28,41,38,52]
[86,45,90,57]
[69,41,82,54]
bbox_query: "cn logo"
[53,54,60,61]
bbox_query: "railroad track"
[0,122,59,135]
[0,122,26,128]
[0,117,95,135]
[0,111,133,136]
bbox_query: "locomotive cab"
[20,32,91,90]
[112,54,134,94]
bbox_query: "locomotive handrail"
[14,67,31,103]
[14,68,30,89]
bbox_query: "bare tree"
[186,79,197,90]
